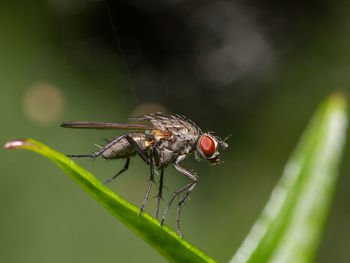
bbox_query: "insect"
[61,113,228,237]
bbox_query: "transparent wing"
[61,121,154,130]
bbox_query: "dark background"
[1,0,350,262]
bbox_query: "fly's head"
[195,133,228,165]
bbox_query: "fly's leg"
[66,152,101,158]
[66,135,129,159]
[67,133,151,184]
[139,148,155,215]
[103,158,130,184]
[67,134,149,162]
[176,182,196,237]
[155,169,164,219]
[160,155,197,237]
[122,134,155,215]
[160,182,195,225]
[124,134,150,164]
[100,134,150,187]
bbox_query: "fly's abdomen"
[102,133,148,159]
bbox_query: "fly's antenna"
[211,133,230,150]
[103,0,135,96]
[219,134,230,149]
[223,134,231,142]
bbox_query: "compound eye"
[200,135,215,157]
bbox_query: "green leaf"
[4,139,216,263]
[231,93,348,263]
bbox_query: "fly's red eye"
[200,135,215,156]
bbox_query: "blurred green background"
[1,0,350,262]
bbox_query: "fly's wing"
[131,112,201,135]
[61,121,154,130]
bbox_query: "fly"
[61,113,228,237]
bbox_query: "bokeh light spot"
[23,82,64,125]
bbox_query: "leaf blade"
[231,93,348,263]
[5,138,216,263]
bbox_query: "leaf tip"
[4,139,39,150]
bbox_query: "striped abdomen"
[102,133,148,159]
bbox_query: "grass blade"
[231,93,348,263]
[4,139,216,263]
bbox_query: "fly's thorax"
[102,133,148,159]
[151,130,171,143]
[153,147,176,168]
[152,130,198,167]
[160,131,198,154]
